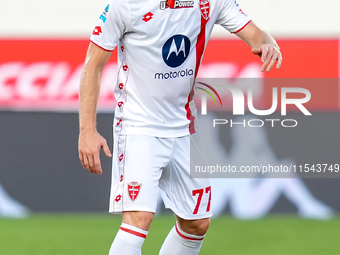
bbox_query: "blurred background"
[0,0,340,254]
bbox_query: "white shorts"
[109,133,212,220]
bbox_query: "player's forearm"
[79,64,103,132]
[251,29,279,51]
[236,22,279,50]
[79,43,112,133]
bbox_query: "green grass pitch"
[0,214,339,254]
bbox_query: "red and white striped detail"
[185,9,210,134]
[112,43,130,210]
[120,226,147,239]
[175,224,204,241]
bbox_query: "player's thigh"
[110,134,171,213]
[159,133,212,220]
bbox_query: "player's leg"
[122,211,154,230]
[109,211,154,255]
[176,216,210,236]
[108,134,172,255]
[159,133,212,255]
[159,216,210,255]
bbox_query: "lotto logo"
[123,65,128,71]
[115,195,122,202]
[121,46,125,52]
[119,154,124,161]
[118,101,124,107]
[119,83,124,89]
[92,26,102,35]
[117,119,122,126]
[120,175,124,182]
[142,12,153,22]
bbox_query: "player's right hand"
[78,130,112,174]
[251,44,282,72]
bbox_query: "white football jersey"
[90,0,251,137]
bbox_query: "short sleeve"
[90,0,130,51]
[215,0,251,33]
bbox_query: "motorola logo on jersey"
[162,35,191,68]
[154,69,194,79]
[156,35,193,79]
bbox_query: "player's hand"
[78,130,112,174]
[251,44,282,72]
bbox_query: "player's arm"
[235,21,282,72]
[78,43,112,175]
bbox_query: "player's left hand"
[251,44,282,72]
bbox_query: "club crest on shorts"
[199,0,210,20]
[128,182,141,202]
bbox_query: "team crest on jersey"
[160,0,194,10]
[128,182,141,202]
[199,0,210,20]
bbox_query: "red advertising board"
[0,39,338,111]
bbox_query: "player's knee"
[191,218,210,236]
[122,211,155,231]
[177,217,210,236]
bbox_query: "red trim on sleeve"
[120,227,147,239]
[90,40,114,52]
[231,20,252,34]
[175,224,204,241]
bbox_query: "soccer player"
[78,0,282,254]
